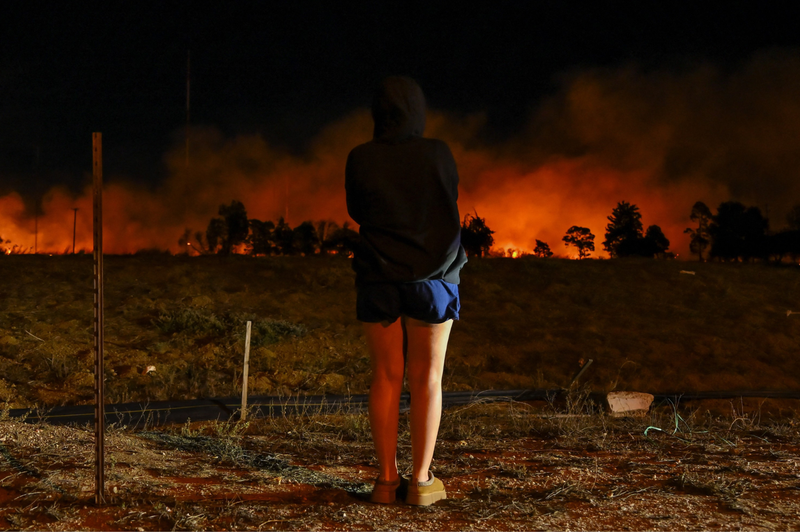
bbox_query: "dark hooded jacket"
[345,76,467,285]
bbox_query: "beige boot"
[406,472,446,506]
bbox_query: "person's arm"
[439,142,460,202]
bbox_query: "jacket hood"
[371,76,426,143]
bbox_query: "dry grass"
[1,255,799,411]
[2,398,799,530]
[1,253,799,528]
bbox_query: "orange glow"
[6,54,800,258]
[0,114,731,258]
[4,55,798,261]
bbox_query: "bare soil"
[2,400,800,531]
[1,255,799,529]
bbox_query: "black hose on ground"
[6,389,800,428]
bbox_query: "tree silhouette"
[205,217,226,254]
[778,205,800,262]
[292,221,320,256]
[603,201,644,258]
[219,201,250,255]
[461,212,494,258]
[315,221,334,246]
[683,201,713,261]
[644,225,670,258]
[178,228,213,254]
[708,201,768,262]
[204,200,249,255]
[183,215,363,257]
[787,204,800,231]
[533,239,553,258]
[248,219,276,255]
[768,230,800,263]
[273,217,294,255]
[562,226,595,259]
[322,221,360,255]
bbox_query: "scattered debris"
[568,358,594,388]
[25,330,45,342]
[142,365,157,375]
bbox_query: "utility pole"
[34,146,40,254]
[186,49,191,169]
[72,208,79,254]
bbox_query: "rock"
[607,391,654,417]
[188,295,213,308]
[0,336,18,346]
[0,378,16,403]
[113,365,133,377]
[317,373,347,392]
[65,371,95,389]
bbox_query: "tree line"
[684,201,800,262]
[180,198,800,262]
[179,200,360,256]
[460,200,800,262]
[5,196,796,261]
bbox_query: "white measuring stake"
[241,321,252,421]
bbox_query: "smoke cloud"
[2,50,799,257]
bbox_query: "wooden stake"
[241,321,252,421]
[92,132,105,506]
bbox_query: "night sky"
[2,1,799,210]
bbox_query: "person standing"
[345,76,467,506]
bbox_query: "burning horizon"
[2,51,799,258]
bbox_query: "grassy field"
[0,254,799,409]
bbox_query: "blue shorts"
[357,280,460,324]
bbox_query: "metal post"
[92,132,105,505]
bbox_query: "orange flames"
[0,124,726,258]
[2,52,799,258]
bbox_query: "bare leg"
[363,320,405,482]
[404,317,452,483]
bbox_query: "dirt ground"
[2,255,799,529]
[1,401,799,531]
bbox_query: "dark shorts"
[357,280,460,324]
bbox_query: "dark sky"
[2,1,799,204]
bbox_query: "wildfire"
[0,126,735,259]
[0,127,744,259]
[3,52,800,257]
